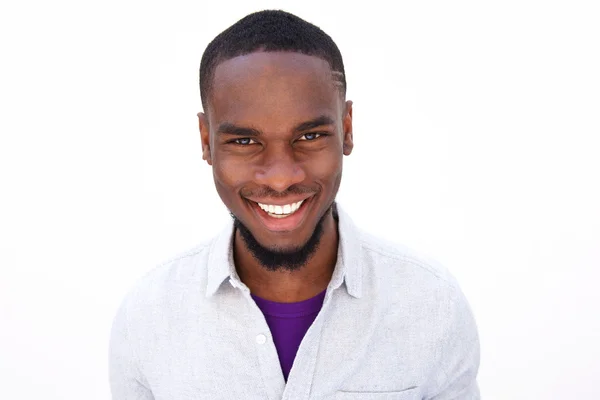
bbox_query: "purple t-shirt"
[251,289,327,381]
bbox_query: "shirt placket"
[280,290,335,400]
[230,278,286,400]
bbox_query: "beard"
[232,201,337,272]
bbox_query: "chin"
[232,201,331,267]
[261,235,312,253]
[246,219,316,250]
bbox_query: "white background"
[1,0,599,399]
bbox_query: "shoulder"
[358,230,459,291]
[356,229,477,326]
[114,239,214,325]
[357,229,478,340]
[109,239,216,374]
[356,230,479,356]
[138,241,211,293]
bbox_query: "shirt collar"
[205,203,363,299]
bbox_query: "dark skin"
[198,52,353,303]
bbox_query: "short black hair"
[199,10,346,111]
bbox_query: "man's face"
[199,52,353,254]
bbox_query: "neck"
[234,211,339,303]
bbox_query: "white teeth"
[257,200,305,217]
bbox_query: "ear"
[342,100,354,156]
[198,112,213,165]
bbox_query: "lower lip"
[248,197,313,232]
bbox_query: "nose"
[254,144,306,193]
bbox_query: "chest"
[139,292,435,400]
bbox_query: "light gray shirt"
[109,206,480,399]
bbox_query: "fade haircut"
[199,10,346,111]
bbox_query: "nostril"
[255,166,306,191]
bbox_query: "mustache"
[241,184,319,199]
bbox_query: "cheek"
[212,149,253,184]
[306,150,343,187]
[212,157,249,204]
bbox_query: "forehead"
[208,52,341,126]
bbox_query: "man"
[109,10,480,400]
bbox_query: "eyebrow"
[216,123,261,137]
[216,115,335,137]
[293,115,335,133]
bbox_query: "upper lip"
[245,194,314,206]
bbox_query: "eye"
[231,138,257,145]
[298,132,324,141]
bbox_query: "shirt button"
[255,334,267,345]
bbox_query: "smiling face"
[199,51,353,261]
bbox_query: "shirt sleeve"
[428,284,481,400]
[109,295,155,400]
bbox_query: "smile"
[246,195,314,232]
[257,200,304,218]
